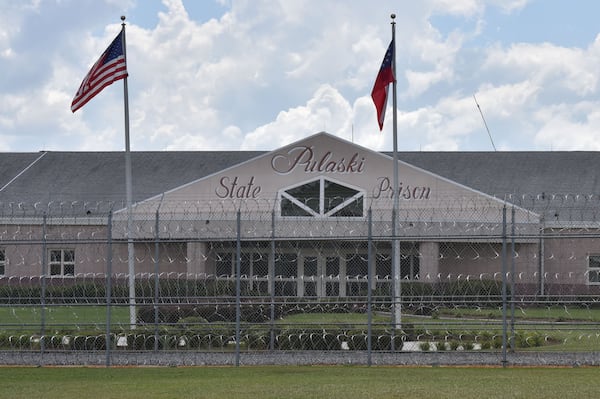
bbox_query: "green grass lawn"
[2,365,600,399]
[274,312,390,328]
[0,305,129,332]
[439,305,600,321]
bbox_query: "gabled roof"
[0,133,598,220]
[395,151,600,196]
[394,151,600,223]
[0,150,263,216]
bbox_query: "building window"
[49,249,75,276]
[215,252,269,277]
[275,253,297,278]
[401,254,420,280]
[588,255,600,284]
[401,243,420,280]
[280,177,364,217]
[215,253,233,276]
[0,249,5,276]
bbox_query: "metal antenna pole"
[473,94,497,151]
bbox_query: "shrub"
[323,333,338,350]
[374,334,391,351]
[493,336,503,349]
[348,334,367,350]
[0,333,9,349]
[516,332,544,348]
[276,334,292,350]
[399,323,415,339]
[244,333,268,350]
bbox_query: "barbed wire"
[0,196,600,363]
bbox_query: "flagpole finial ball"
[391,14,396,19]
[121,15,126,22]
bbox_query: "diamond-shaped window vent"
[280,177,364,217]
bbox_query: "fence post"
[510,206,516,352]
[367,207,373,366]
[269,210,275,351]
[391,208,402,351]
[154,207,160,352]
[40,213,47,362]
[501,205,508,367]
[235,210,241,367]
[538,216,545,296]
[105,210,113,367]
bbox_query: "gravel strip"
[1,350,598,367]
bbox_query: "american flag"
[71,30,128,113]
[371,39,395,130]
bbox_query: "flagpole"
[390,13,402,332]
[121,16,136,329]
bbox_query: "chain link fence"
[1,195,600,366]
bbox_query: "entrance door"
[325,256,340,297]
[300,253,343,297]
[303,256,318,297]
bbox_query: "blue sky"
[2,0,600,153]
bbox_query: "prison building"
[0,132,599,297]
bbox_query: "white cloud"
[242,84,353,150]
[474,82,539,118]
[390,80,540,151]
[488,0,530,13]
[484,42,598,96]
[431,0,530,16]
[534,102,600,150]
[431,0,483,17]
[0,0,599,155]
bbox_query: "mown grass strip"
[2,365,600,399]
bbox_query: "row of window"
[214,251,600,285]
[2,250,600,283]
[214,251,420,280]
[0,249,74,277]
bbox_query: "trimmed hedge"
[0,279,509,304]
[0,327,556,351]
